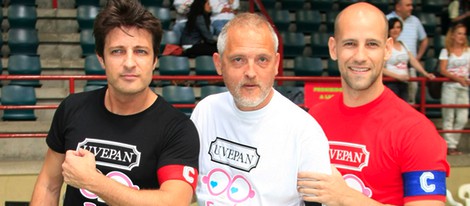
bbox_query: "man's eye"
[367,42,379,47]
[111,49,123,54]
[135,49,148,54]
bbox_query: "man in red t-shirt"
[297,2,449,206]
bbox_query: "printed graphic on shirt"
[77,138,141,171]
[394,54,408,71]
[449,59,470,76]
[208,137,260,172]
[343,174,372,197]
[81,170,140,203]
[201,168,256,205]
[329,141,369,171]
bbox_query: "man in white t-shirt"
[190,13,331,205]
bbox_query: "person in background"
[384,17,435,101]
[30,0,199,205]
[181,0,218,58]
[209,0,239,36]
[299,2,449,206]
[449,0,470,29]
[191,12,331,205]
[386,0,428,104]
[439,23,470,155]
[172,0,194,41]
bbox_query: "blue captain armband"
[403,171,446,197]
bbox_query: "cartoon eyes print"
[202,168,256,203]
[80,170,140,203]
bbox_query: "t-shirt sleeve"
[45,98,68,154]
[400,119,449,203]
[439,49,449,60]
[158,117,200,170]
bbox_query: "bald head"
[334,2,388,39]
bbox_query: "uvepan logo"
[209,137,260,172]
[77,138,141,171]
[329,141,369,171]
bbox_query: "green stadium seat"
[160,30,180,56]
[8,28,39,55]
[161,85,195,116]
[281,32,306,58]
[146,6,171,30]
[76,5,100,30]
[311,31,332,58]
[80,29,96,57]
[293,56,324,76]
[325,11,338,33]
[8,4,37,29]
[157,56,190,86]
[200,85,228,99]
[1,85,37,121]
[295,10,322,33]
[7,54,42,87]
[195,55,222,85]
[267,9,291,32]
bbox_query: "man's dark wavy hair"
[93,0,163,60]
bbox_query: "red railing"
[1,74,470,138]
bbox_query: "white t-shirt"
[439,48,470,78]
[386,43,410,76]
[191,90,331,205]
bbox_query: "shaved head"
[334,2,389,40]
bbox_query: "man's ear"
[97,54,106,70]
[328,36,337,61]
[384,37,393,61]
[213,53,222,75]
[152,56,158,71]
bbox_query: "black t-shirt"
[46,87,199,205]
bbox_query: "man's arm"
[30,149,65,206]
[298,166,445,206]
[62,149,194,206]
[416,37,428,61]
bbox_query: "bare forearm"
[86,174,192,206]
[409,57,428,76]
[30,182,63,206]
[416,39,428,60]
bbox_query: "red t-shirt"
[309,88,450,205]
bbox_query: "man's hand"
[62,149,100,189]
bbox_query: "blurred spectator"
[438,23,470,155]
[181,0,218,57]
[384,17,435,101]
[209,0,239,36]
[173,0,194,41]
[449,0,470,31]
[386,0,428,105]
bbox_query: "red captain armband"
[157,165,198,190]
